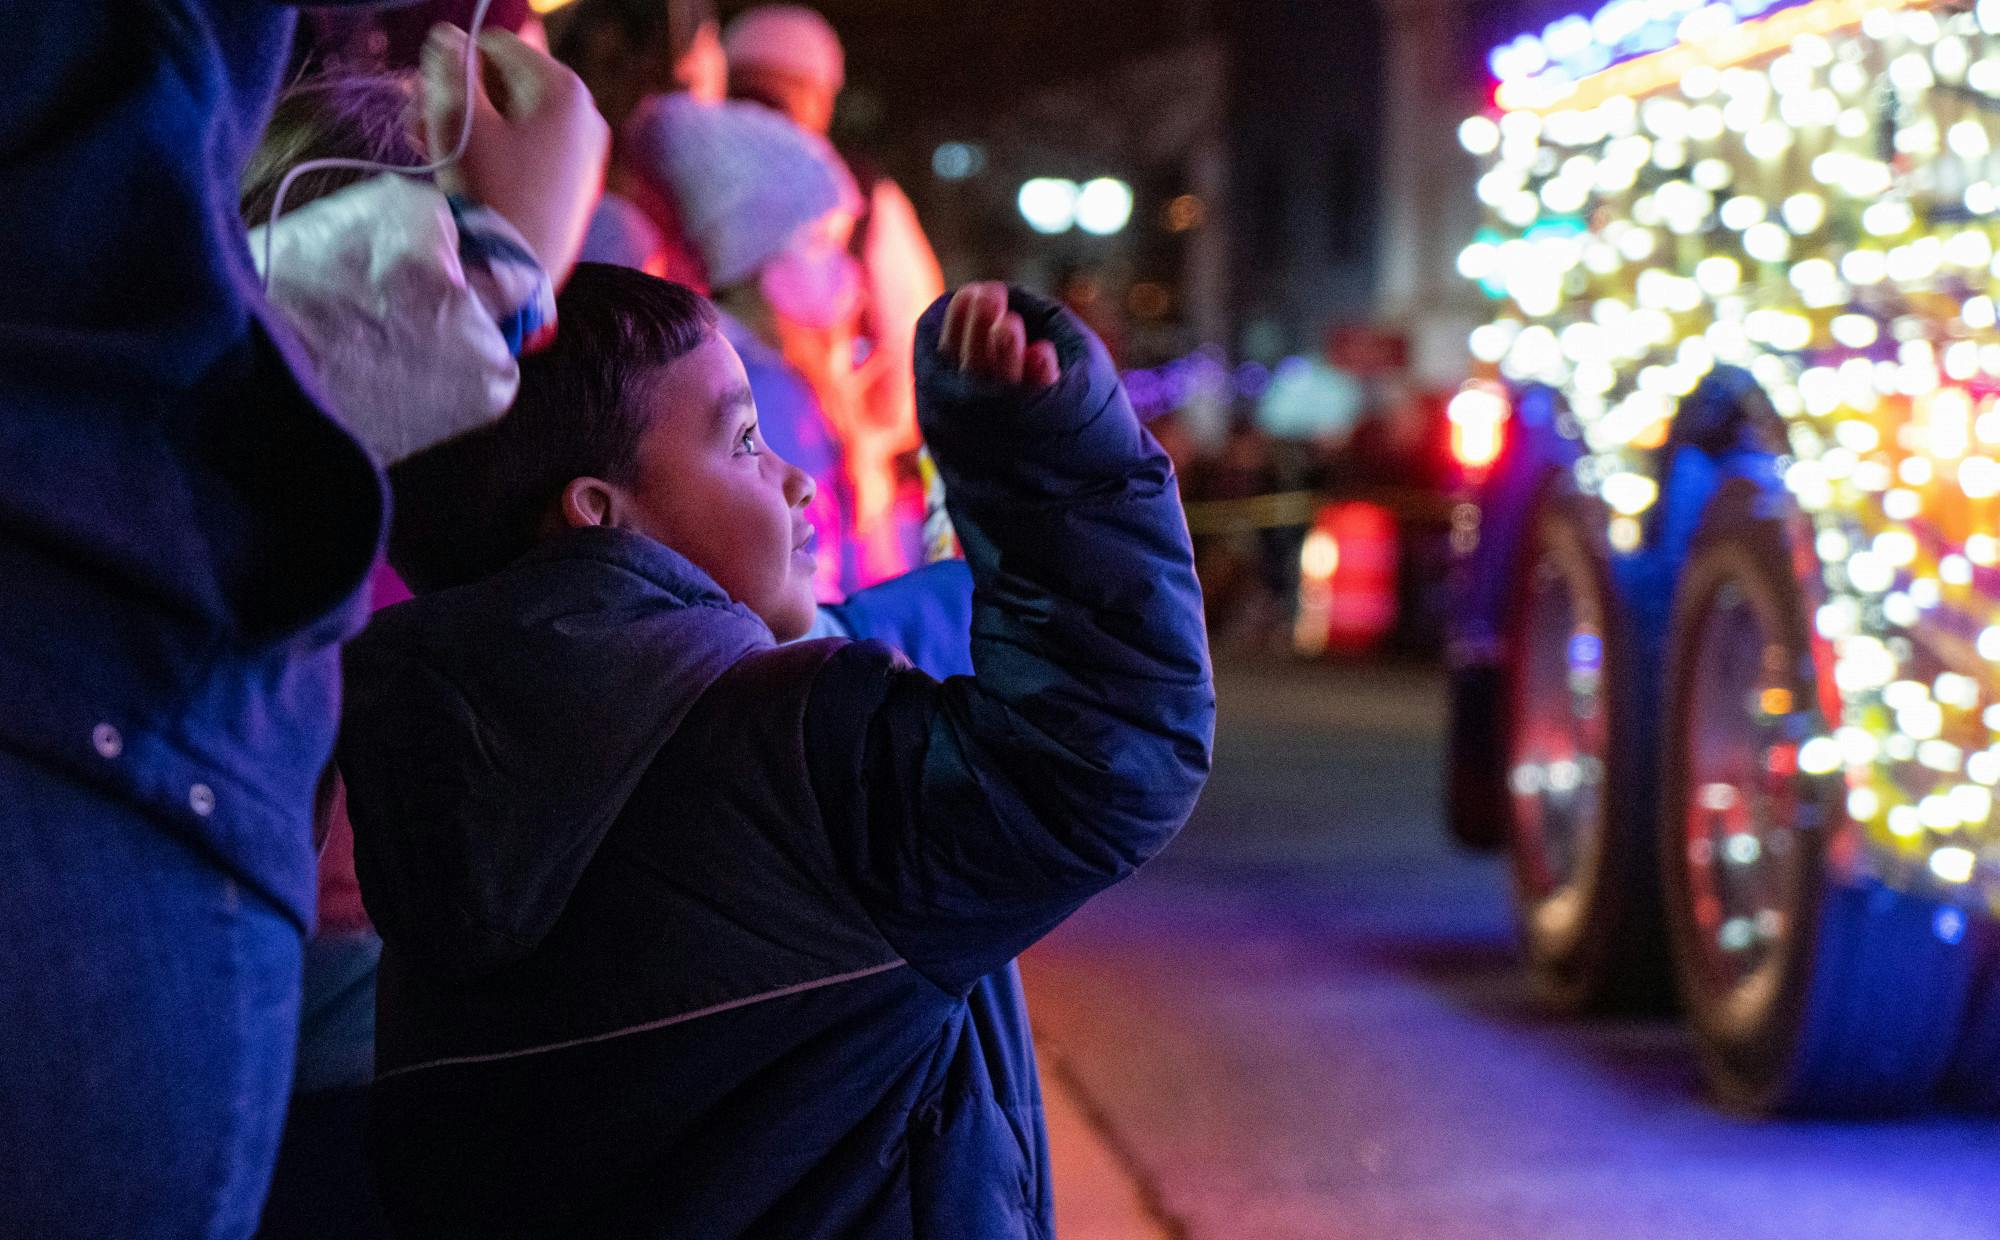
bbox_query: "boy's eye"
[737,426,760,456]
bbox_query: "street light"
[1018,178,1080,234]
[1075,177,1134,235]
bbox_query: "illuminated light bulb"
[1855,460,1894,493]
[1979,625,2000,661]
[1500,191,1541,228]
[1540,178,1590,213]
[1744,223,1790,263]
[1831,315,1879,348]
[1936,671,1981,708]
[1745,121,1793,159]
[1951,119,1993,161]
[1968,182,1999,215]
[1835,636,1896,689]
[1849,787,1882,821]
[1876,529,1920,566]
[1469,323,1517,364]
[1815,598,1858,639]
[1885,680,1930,712]
[1921,742,1966,774]
[1837,106,1871,139]
[1888,805,1924,838]
[1891,52,1937,95]
[1719,195,1764,231]
[1947,340,1983,383]
[1833,419,1880,453]
[1846,550,1896,594]
[1922,793,1961,828]
[1691,158,1732,192]
[1968,533,2000,565]
[1961,455,2000,499]
[1846,160,1895,198]
[1903,9,1943,43]
[1694,256,1741,296]
[1975,749,2000,786]
[1885,592,1922,628]
[1884,488,1923,521]
[1910,576,1941,609]
[1837,725,1880,764]
[1953,784,1993,826]
[1459,116,1502,156]
[1641,97,1690,141]
[1864,201,1916,237]
[1983,0,2000,36]
[1683,62,1722,99]
[1974,55,2000,94]
[1898,118,1942,158]
[1899,455,1935,486]
[1456,243,1497,280]
[1794,33,1834,68]
[1902,699,1946,740]
[1616,226,1658,263]
[1686,104,1726,142]
[1798,737,1843,776]
[1941,552,1974,585]
[1948,230,1994,270]
[1608,515,1643,553]
[1930,847,1977,883]
[1815,527,1850,563]
[1936,35,1972,82]
[1781,193,1826,234]
[1600,472,1660,515]
[1832,61,1869,96]
[1966,295,1998,329]
[1843,249,1888,285]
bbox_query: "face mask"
[759,241,862,331]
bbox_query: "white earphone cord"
[260,0,495,288]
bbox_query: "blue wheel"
[1660,481,1975,1113]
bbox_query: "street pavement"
[1028,658,2000,1240]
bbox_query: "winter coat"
[0,2,381,928]
[336,288,1213,1238]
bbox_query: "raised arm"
[805,284,1214,994]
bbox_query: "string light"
[1468,0,2000,900]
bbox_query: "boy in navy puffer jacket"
[338,267,1212,1238]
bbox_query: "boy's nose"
[783,462,815,509]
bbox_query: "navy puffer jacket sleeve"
[805,287,1214,995]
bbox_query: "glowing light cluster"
[1466,0,2000,905]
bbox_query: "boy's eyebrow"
[713,385,756,426]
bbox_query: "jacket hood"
[338,526,772,975]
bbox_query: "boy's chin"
[760,593,820,643]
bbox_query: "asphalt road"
[1024,659,2000,1240]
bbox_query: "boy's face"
[566,331,820,640]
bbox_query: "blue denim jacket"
[0,4,386,929]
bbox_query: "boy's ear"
[559,477,622,529]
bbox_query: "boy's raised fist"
[939,283,1061,392]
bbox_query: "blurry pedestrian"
[0,8,600,1237]
[727,3,944,581]
[551,0,725,284]
[628,91,868,598]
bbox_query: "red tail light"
[1448,383,1509,473]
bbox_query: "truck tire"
[1660,481,1974,1113]
[1501,489,1672,1013]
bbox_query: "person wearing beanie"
[554,0,724,288]
[625,93,868,598]
[726,4,945,585]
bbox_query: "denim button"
[92,723,123,759]
[189,784,216,817]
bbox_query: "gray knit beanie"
[623,93,859,289]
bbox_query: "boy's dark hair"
[240,71,423,224]
[387,263,718,594]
